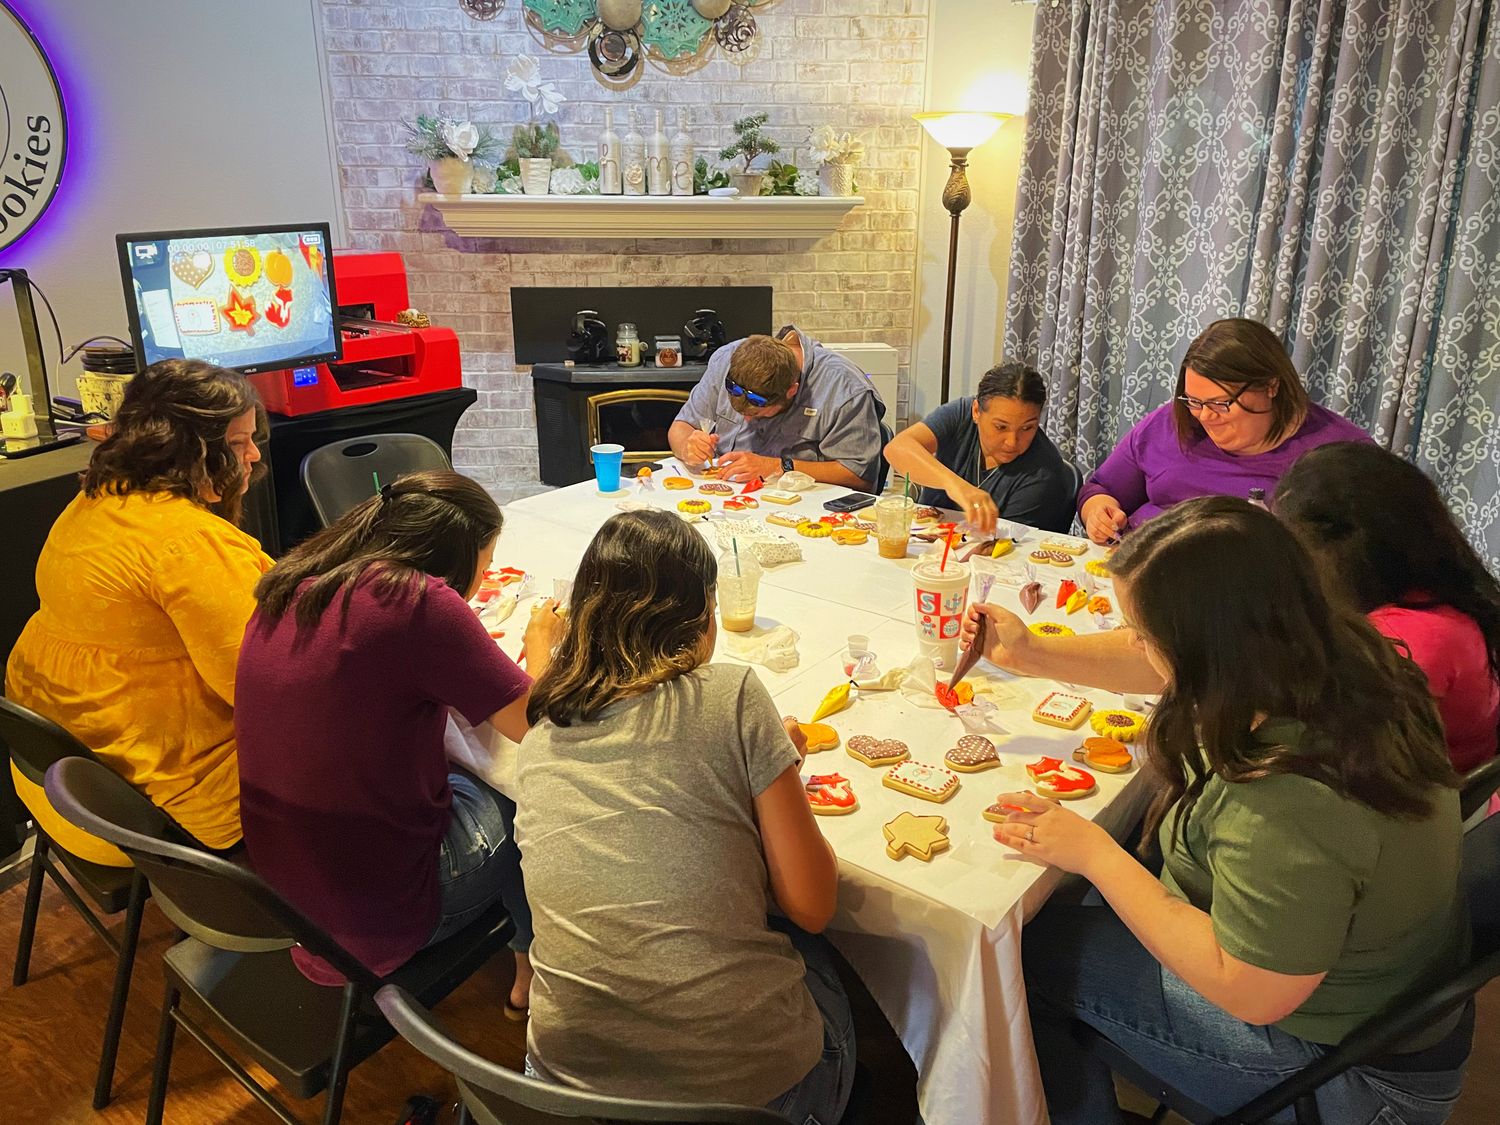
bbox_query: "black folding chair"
[1459,755,1500,820]
[45,756,514,1125]
[300,433,451,526]
[1,696,148,1109]
[1077,803,1500,1124]
[376,983,795,1125]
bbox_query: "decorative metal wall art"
[459,0,507,19]
[519,0,776,86]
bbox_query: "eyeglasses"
[1177,383,1252,416]
[725,375,773,409]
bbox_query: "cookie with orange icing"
[1073,737,1133,774]
[1025,757,1098,799]
[663,476,694,490]
[796,722,840,753]
[804,773,858,816]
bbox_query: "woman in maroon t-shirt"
[1275,443,1500,774]
[236,471,559,1013]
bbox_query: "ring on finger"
[1026,826,1036,842]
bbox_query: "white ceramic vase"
[520,158,554,196]
[818,162,857,197]
[730,171,765,197]
[429,157,474,195]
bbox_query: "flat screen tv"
[116,222,340,376]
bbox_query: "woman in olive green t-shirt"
[964,497,1470,1124]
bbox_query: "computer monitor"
[116,222,340,376]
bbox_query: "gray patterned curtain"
[1005,0,1500,562]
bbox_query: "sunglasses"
[1176,382,1253,416]
[725,375,774,409]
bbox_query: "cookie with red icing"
[943,735,1000,773]
[699,482,735,495]
[882,760,961,803]
[804,773,858,816]
[1026,757,1098,799]
[982,799,1032,823]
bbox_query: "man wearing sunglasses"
[668,327,885,490]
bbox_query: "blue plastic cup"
[591,443,625,492]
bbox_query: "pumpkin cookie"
[830,528,869,546]
[663,476,694,490]
[1073,737,1133,774]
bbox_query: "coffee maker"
[566,310,611,365]
[682,309,727,363]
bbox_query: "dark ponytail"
[255,469,502,626]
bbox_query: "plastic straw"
[732,538,742,577]
[372,470,381,493]
[902,473,911,501]
[939,523,955,572]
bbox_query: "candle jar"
[616,323,642,367]
[654,335,682,368]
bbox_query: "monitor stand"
[0,268,83,459]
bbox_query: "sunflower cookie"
[1089,709,1147,742]
[1028,622,1076,638]
[1026,757,1098,799]
[943,735,1001,774]
[798,521,833,539]
[1033,690,1092,729]
[677,499,712,515]
[804,773,858,816]
[883,760,961,803]
[846,735,910,767]
[883,811,950,862]
[1085,558,1113,579]
[1073,737,1133,773]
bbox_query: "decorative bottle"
[670,109,695,195]
[647,109,671,195]
[598,107,622,195]
[622,109,646,197]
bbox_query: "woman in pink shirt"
[1275,443,1500,773]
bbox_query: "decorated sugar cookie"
[1026,757,1098,799]
[1028,622,1076,638]
[722,496,760,511]
[798,521,833,539]
[766,512,806,529]
[1033,691,1092,729]
[796,722,841,753]
[883,760,961,803]
[911,505,941,526]
[846,734,910,768]
[883,811,950,862]
[1089,709,1147,742]
[1085,558,1112,579]
[943,735,1000,774]
[1073,737,1133,774]
[699,482,735,495]
[761,489,802,505]
[849,518,877,533]
[831,528,869,546]
[982,799,1033,823]
[804,773,858,816]
[1029,549,1073,567]
[663,476,694,490]
[677,498,711,515]
[1041,537,1089,557]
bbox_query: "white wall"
[909,0,1036,420]
[0,0,342,397]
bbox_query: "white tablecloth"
[493,479,1151,1125]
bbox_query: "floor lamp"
[914,112,1011,404]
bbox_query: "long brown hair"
[1110,496,1456,852]
[254,470,501,627]
[82,358,264,526]
[1171,318,1309,448]
[527,510,717,727]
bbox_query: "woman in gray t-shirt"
[516,510,855,1121]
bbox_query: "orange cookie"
[1033,691,1092,729]
[663,476,694,490]
[883,811,950,862]
[1073,737,1133,773]
[1026,757,1097,799]
[797,722,840,752]
[846,735,910,767]
[830,528,869,546]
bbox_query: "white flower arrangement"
[808,125,865,166]
[404,115,504,165]
[504,55,566,116]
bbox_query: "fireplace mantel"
[417,193,865,241]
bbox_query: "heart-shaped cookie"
[846,734,910,767]
[944,734,1000,773]
[171,250,213,289]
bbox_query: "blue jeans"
[763,917,857,1125]
[423,772,532,952]
[1024,901,1468,1125]
[525,918,856,1125]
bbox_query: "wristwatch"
[780,454,795,474]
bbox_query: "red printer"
[250,251,461,416]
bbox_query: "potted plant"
[808,125,864,197]
[505,55,567,196]
[720,113,779,197]
[404,115,502,195]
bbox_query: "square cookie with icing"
[1033,690,1092,729]
[882,760,960,803]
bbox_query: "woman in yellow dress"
[6,359,272,856]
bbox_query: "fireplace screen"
[587,389,690,466]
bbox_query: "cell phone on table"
[822,492,879,514]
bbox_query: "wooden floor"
[0,865,1492,1125]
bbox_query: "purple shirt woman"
[1077,319,1372,543]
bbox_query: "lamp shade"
[914,111,1010,152]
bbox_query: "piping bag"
[936,612,991,711]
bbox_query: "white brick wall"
[319,0,930,499]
